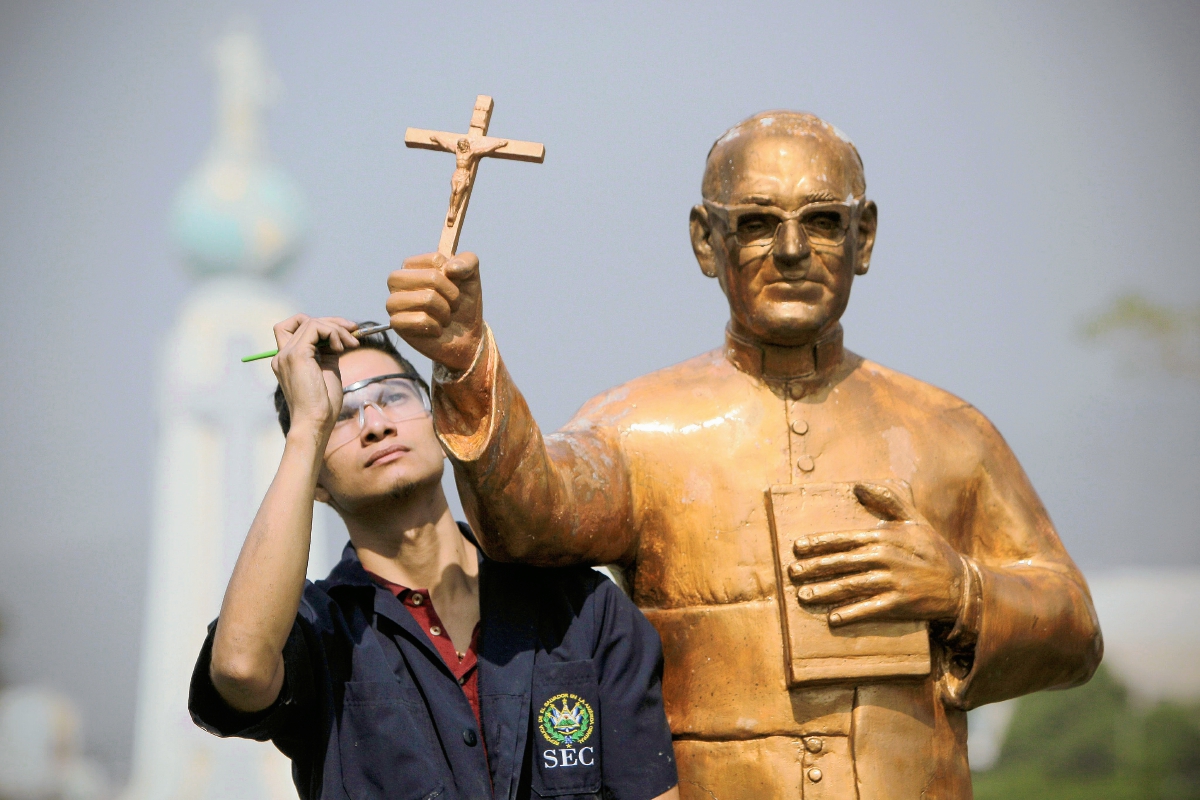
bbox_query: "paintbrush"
[241,322,392,362]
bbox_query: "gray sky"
[1,0,1197,781]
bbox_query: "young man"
[188,315,679,800]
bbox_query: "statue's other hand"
[788,483,967,627]
[387,252,484,373]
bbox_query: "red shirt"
[366,573,482,731]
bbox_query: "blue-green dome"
[171,156,307,277]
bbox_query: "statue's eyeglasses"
[327,373,431,453]
[703,199,861,248]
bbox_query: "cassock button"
[804,736,823,753]
[791,419,809,435]
[410,593,423,605]
[789,384,805,400]
[430,626,442,637]
[807,768,823,783]
[463,728,478,747]
[797,455,815,473]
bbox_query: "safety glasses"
[327,373,431,453]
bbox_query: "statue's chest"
[625,384,916,607]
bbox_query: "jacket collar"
[724,323,844,388]
[321,522,483,592]
[320,524,485,660]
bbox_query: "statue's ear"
[855,201,878,276]
[690,204,719,279]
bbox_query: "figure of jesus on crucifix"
[432,133,510,226]
[405,95,545,258]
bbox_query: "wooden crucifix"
[405,95,545,257]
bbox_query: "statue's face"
[691,132,877,346]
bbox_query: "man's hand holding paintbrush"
[242,320,391,362]
[265,315,362,446]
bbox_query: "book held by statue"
[766,481,931,686]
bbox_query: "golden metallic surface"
[403,110,1103,798]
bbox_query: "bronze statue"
[387,111,1103,798]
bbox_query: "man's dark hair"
[274,322,429,436]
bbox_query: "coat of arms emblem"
[537,693,595,748]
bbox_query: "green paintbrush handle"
[240,322,391,363]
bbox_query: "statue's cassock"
[432,322,1100,798]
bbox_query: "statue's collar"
[724,323,844,384]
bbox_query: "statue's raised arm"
[388,112,1102,800]
[386,250,636,567]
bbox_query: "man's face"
[692,132,877,346]
[315,348,444,513]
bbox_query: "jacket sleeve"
[188,612,319,760]
[938,409,1104,710]
[433,325,637,567]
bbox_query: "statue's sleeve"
[938,410,1103,710]
[431,325,635,567]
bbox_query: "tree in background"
[1082,294,1200,377]
[973,665,1200,799]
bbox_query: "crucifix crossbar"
[405,95,545,257]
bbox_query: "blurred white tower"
[124,21,333,800]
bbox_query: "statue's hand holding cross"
[390,96,543,371]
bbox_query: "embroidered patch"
[537,693,594,747]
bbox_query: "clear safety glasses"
[327,373,431,453]
[703,199,860,248]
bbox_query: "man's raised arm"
[387,253,635,567]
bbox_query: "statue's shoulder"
[848,354,972,412]
[847,353,1003,451]
[566,347,731,427]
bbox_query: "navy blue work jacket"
[189,529,677,800]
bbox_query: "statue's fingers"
[828,592,903,627]
[443,252,480,285]
[795,571,891,607]
[387,311,443,339]
[384,287,453,327]
[402,252,446,272]
[387,268,459,304]
[853,482,917,523]
[792,529,881,558]
[788,547,886,583]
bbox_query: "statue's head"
[690,111,877,347]
[457,138,472,153]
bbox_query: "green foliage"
[1081,294,1193,339]
[1080,293,1200,377]
[973,665,1200,799]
